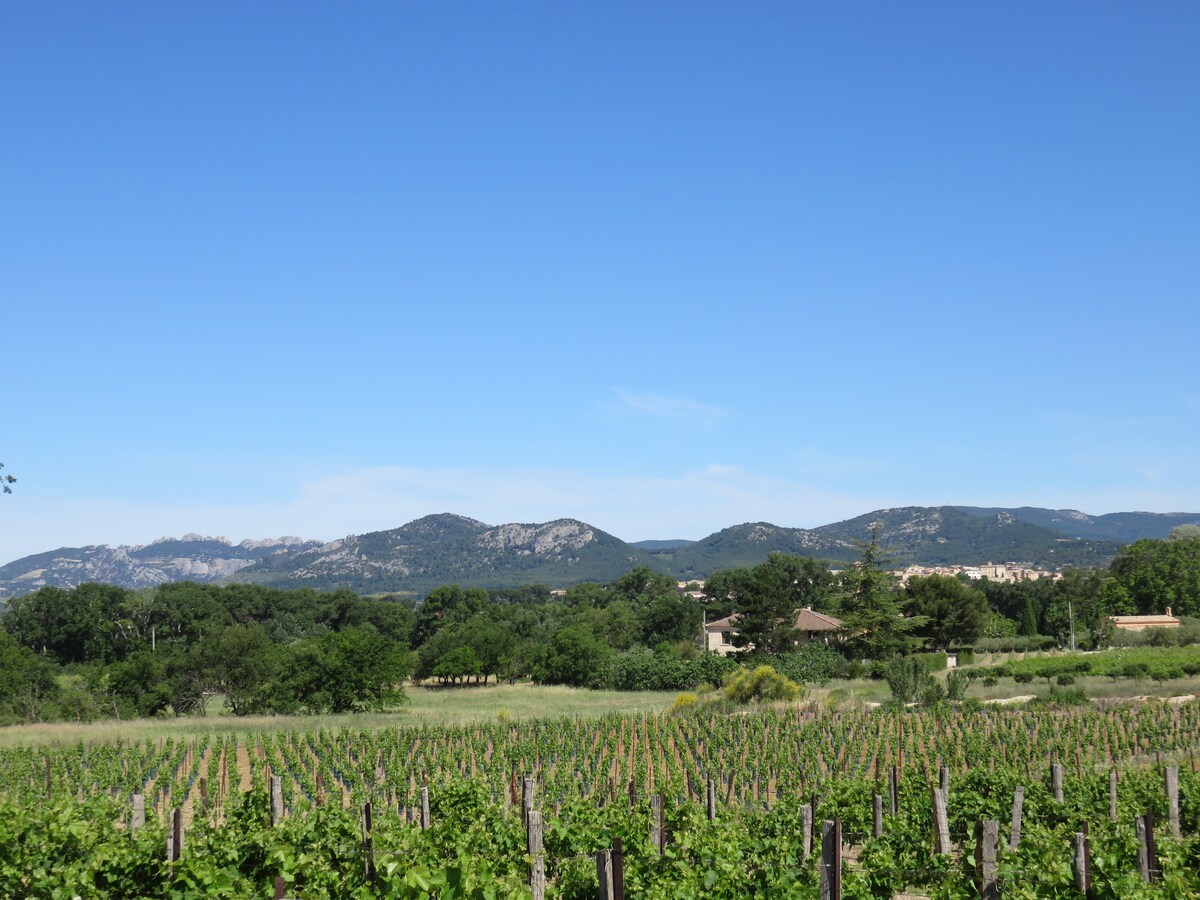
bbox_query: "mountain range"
[1,506,1197,600]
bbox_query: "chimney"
[1166,606,1173,618]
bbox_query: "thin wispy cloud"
[607,390,725,426]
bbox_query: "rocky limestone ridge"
[479,520,595,554]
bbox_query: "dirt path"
[236,740,253,794]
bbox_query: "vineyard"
[2,702,1199,898]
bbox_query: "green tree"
[881,656,941,705]
[206,623,278,715]
[902,574,988,649]
[1107,536,1200,617]
[280,628,409,713]
[1020,597,1039,637]
[412,585,488,646]
[838,527,924,661]
[0,462,13,493]
[705,554,836,656]
[0,626,58,722]
[432,647,482,685]
[531,625,611,687]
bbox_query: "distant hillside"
[231,513,655,594]
[630,539,697,551]
[0,535,319,601]
[1,505,1191,599]
[656,507,1121,579]
[954,507,1200,543]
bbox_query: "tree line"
[1,528,1197,724]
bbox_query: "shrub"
[1036,685,1089,707]
[772,643,848,685]
[945,670,969,701]
[912,652,948,672]
[983,675,999,688]
[671,692,698,713]
[723,665,804,704]
[882,657,938,705]
[1055,674,1075,687]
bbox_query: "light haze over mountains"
[2,506,1196,600]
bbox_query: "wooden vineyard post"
[706,778,717,821]
[932,786,951,855]
[166,807,183,863]
[522,776,535,825]
[274,875,286,899]
[270,776,284,826]
[1136,810,1158,883]
[650,793,664,854]
[1165,766,1180,838]
[420,785,431,830]
[611,836,626,900]
[888,765,899,816]
[628,778,636,810]
[1109,768,1118,822]
[527,809,545,900]
[1051,763,1064,803]
[1073,824,1092,898]
[361,802,376,882]
[939,765,949,800]
[45,757,52,799]
[819,818,842,900]
[800,803,813,861]
[596,849,613,900]
[130,793,145,834]
[872,794,883,839]
[1009,785,1024,850]
[975,820,999,900]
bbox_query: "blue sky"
[3,2,1198,562]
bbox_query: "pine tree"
[839,523,926,661]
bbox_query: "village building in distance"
[896,564,1060,585]
[1109,607,1181,632]
[704,607,843,657]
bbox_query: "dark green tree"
[412,585,489,646]
[838,526,925,661]
[0,626,58,722]
[531,625,611,687]
[280,627,409,713]
[705,554,836,656]
[1106,536,1200,617]
[0,462,14,494]
[902,574,988,649]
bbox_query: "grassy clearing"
[0,682,677,749]
[5,666,1197,750]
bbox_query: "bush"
[595,648,739,692]
[1055,674,1076,687]
[912,652,948,672]
[723,666,804,704]
[1036,685,1089,707]
[771,643,848,685]
[945,670,969,701]
[671,692,698,713]
[975,636,1057,653]
[882,657,939,704]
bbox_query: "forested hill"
[2,506,1195,599]
[229,514,651,595]
[646,507,1122,579]
[0,535,320,601]
[952,507,1200,543]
